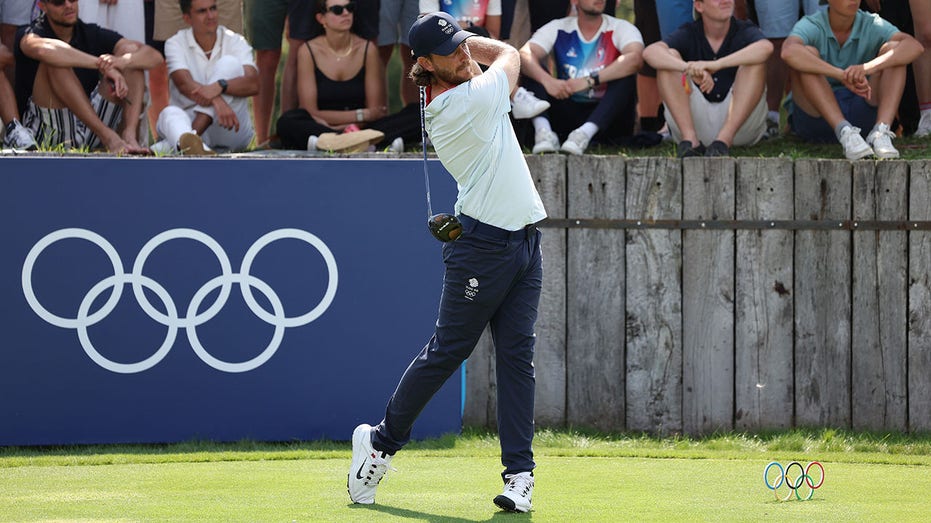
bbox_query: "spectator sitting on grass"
[0,42,37,150]
[276,0,421,153]
[781,0,923,160]
[14,0,163,153]
[151,0,259,155]
[642,0,772,158]
[518,0,644,156]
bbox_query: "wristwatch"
[217,79,228,94]
[589,71,600,86]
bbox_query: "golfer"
[347,11,547,513]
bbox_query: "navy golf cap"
[409,12,474,58]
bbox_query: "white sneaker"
[839,125,873,160]
[387,136,404,153]
[915,111,931,138]
[511,87,550,120]
[3,119,38,151]
[307,135,318,151]
[178,132,216,156]
[493,471,533,513]
[347,424,394,504]
[867,123,899,159]
[532,128,559,154]
[149,139,176,155]
[560,129,590,155]
[316,129,385,153]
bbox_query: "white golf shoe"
[493,471,534,512]
[347,424,394,504]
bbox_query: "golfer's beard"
[579,7,604,16]
[434,65,469,86]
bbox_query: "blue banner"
[0,157,461,446]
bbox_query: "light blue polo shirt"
[425,67,546,231]
[789,8,899,90]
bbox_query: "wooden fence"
[462,156,931,435]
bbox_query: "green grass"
[2,429,930,521]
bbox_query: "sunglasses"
[44,0,79,6]
[324,2,355,15]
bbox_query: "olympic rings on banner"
[22,228,338,374]
[763,461,825,501]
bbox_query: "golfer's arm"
[468,36,520,92]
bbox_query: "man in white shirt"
[153,0,258,154]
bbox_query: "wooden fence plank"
[465,158,930,434]
[528,154,567,427]
[735,158,794,431]
[625,157,683,435]
[794,159,852,428]
[908,160,931,432]
[852,161,908,431]
[566,155,626,431]
[682,158,735,435]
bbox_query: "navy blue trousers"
[373,215,543,477]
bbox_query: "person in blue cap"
[346,10,547,514]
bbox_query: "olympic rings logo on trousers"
[764,461,825,501]
[21,228,338,374]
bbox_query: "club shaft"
[420,86,433,218]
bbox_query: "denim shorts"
[788,88,878,143]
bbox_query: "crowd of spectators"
[0,0,927,158]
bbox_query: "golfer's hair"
[179,0,192,14]
[409,62,433,87]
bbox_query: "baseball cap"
[409,12,474,58]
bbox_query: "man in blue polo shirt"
[781,0,923,159]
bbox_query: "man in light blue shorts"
[348,11,547,514]
[782,0,923,159]
[378,0,418,105]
